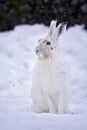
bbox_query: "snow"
[0,24,87,130]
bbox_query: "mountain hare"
[31,20,70,114]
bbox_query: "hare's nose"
[36,49,39,54]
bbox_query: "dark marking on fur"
[46,41,51,45]
[58,22,67,36]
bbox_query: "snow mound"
[0,24,87,130]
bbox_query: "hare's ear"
[51,22,67,42]
[57,22,67,37]
[46,20,57,39]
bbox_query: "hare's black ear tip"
[61,21,68,29]
[62,21,68,26]
[64,21,68,29]
[65,21,68,24]
[56,21,59,27]
[56,21,68,27]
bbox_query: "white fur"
[31,21,70,114]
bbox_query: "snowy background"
[0,24,87,130]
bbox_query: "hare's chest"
[35,70,59,92]
[35,65,66,92]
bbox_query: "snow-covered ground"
[0,24,87,130]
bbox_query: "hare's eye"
[46,42,51,45]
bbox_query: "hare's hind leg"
[63,87,72,114]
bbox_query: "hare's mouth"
[36,51,44,58]
[43,54,50,59]
[36,48,51,58]
[39,53,51,59]
[36,51,49,58]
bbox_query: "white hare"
[31,20,70,114]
